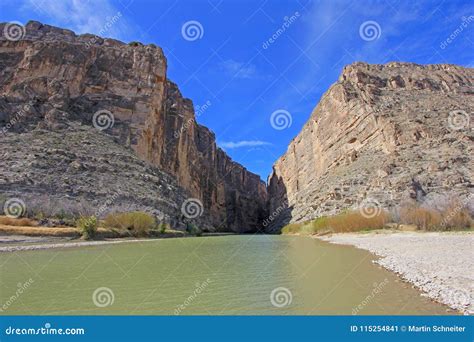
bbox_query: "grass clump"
[104,211,156,237]
[0,216,37,227]
[76,216,98,240]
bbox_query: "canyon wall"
[0,21,267,232]
[267,62,473,231]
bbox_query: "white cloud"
[219,59,258,79]
[219,140,271,149]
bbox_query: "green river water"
[0,235,448,315]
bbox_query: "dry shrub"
[104,211,156,237]
[281,222,306,234]
[323,210,390,233]
[281,211,389,235]
[0,216,37,227]
[399,206,442,230]
[399,200,472,231]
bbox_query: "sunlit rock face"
[267,62,473,232]
[0,21,267,233]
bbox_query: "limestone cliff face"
[268,62,473,231]
[0,21,267,232]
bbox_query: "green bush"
[158,222,168,234]
[76,216,98,240]
[104,211,156,237]
[186,223,202,236]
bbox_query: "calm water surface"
[0,235,449,315]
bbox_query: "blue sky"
[1,0,473,181]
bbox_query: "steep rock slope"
[267,62,473,231]
[0,21,267,232]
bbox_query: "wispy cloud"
[22,0,132,41]
[219,140,271,149]
[219,59,258,79]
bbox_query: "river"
[0,235,449,315]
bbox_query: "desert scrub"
[104,211,156,237]
[399,200,472,231]
[281,211,390,235]
[76,216,98,240]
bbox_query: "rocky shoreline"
[317,231,474,315]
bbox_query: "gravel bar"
[317,232,474,315]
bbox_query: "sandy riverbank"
[317,231,473,315]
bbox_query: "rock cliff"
[267,62,473,231]
[0,21,267,232]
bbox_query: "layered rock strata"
[0,21,267,232]
[267,62,473,231]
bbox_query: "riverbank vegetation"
[0,209,194,240]
[281,210,390,235]
[281,200,473,235]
